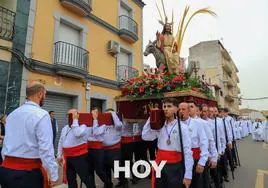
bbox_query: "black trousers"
[88,148,113,187]
[0,167,43,188]
[0,148,2,165]
[66,153,94,188]
[210,166,222,188]
[104,148,121,181]
[202,162,210,188]
[190,160,204,188]
[119,142,134,183]
[133,140,147,176]
[219,152,229,179]
[155,162,183,188]
[145,139,157,161]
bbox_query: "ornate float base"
[115,90,217,120]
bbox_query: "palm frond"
[155,1,164,23]
[176,6,217,57]
[161,0,167,22]
[176,5,190,56]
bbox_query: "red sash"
[87,141,103,149]
[63,143,88,183]
[133,135,143,142]
[152,149,182,188]
[2,156,50,188]
[103,142,121,150]
[192,147,201,160]
[121,136,133,144]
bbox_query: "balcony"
[118,15,138,43]
[223,74,234,87]
[234,73,239,83]
[117,65,138,82]
[225,91,234,102]
[238,98,242,105]
[54,41,89,79]
[0,6,16,41]
[222,60,232,74]
[60,0,92,16]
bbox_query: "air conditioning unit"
[107,40,120,55]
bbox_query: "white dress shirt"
[221,117,233,144]
[103,112,122,146]
[1,101,58,181]
[142,118,193,180]
[225,116,236,141]
[88,119,106,142]
[207,118,226,154]
[185,118,209,166]
[122,121,134,137]
[57,119,90,157]
[197,117,218,163]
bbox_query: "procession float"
[115,2,217,128]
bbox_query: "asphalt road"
[55,136,268,188]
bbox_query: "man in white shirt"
[0,81,58,188]
[116,119,134,188]
[218,108,234,182]
[57,109,93,188]
[202,105,224,188]
[88,107,113,188]
[142,98,193,188]
[185,101,209,188]
[102,109,122,185]
[195,104,218,188]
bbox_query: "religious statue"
[156,23,180,75]
[144,1,216,76]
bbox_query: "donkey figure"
[143,40,166,68]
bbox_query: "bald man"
[0,81,58,188]
[179,102,209,188]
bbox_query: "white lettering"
[114,160,130,178]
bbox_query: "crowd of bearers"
[0,81,246,188]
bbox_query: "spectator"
[49,111,58,146]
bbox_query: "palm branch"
[175,6,217,57]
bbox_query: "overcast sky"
[142,0,268,111]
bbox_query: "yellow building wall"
[31,0,143,81]
[27,71,88,111]
[90,85,121,109]
[0,39,12,62]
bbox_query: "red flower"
[157,83,163,89]
[171,83,176,89]
[159,65,166,72]
[121,86,129,95]
[150,75,155,79]
[164,80,169,84]
[139,87,145,93]
[172,75,184,82]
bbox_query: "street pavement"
[55,136,268,188]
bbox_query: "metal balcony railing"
[60,0,92,15]
[117,65,138,82]
[0,6,16,41]
[119,15,138,35]
[54,41,89,71]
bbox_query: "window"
[117,50,132,81]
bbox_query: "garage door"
[42,93,74,152]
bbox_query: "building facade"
[189,40,241,115]
[0,0,145,133]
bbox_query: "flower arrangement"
[121,66,214,99]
